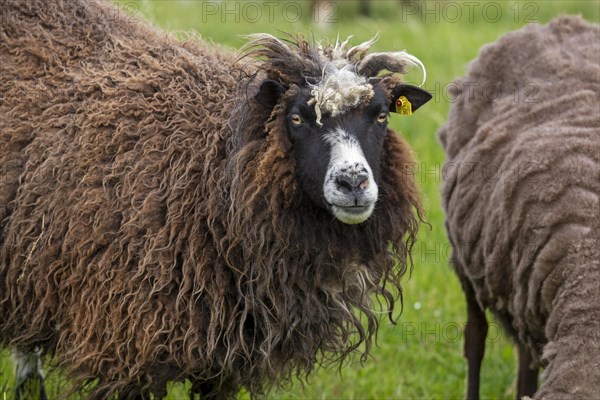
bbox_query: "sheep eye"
[290,114,303,125]
[377,112,388,123]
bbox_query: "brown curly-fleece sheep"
[439,16,600,400]
[0,0,432,398]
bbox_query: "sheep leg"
[516,342,538,398]
[190,381,217,400]
[12,347,48,400]
[463,282,488,400]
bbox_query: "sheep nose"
[335,173,369,194]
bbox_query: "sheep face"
[285,86,386,224]
[256,80,431,225]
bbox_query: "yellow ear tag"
[395,96,413,116]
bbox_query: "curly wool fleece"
[1,0,426,398]
[439,16,600,398]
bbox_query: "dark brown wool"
[0,0,423,397]
[439,16,600,398]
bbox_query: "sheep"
[438,16,600,399]
[0,0,432,398]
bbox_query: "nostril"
[335,173,369,193]
[335,176,355,193]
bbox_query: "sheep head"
[238,34,432,224]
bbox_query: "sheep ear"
[255,80,286,109]
[390,84,432,115]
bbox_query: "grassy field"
[1,1,599,399]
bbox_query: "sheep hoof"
[14,374,48,400]
[12,347,48,400]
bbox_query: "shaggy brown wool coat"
[439,16,600,398]
[0,0,423,398]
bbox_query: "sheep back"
[439,16,600,397]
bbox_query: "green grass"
[2,1,599,399]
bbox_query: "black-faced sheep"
[439,16,600,399]
[0,0,432,398]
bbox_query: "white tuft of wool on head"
[308,66,374,126]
